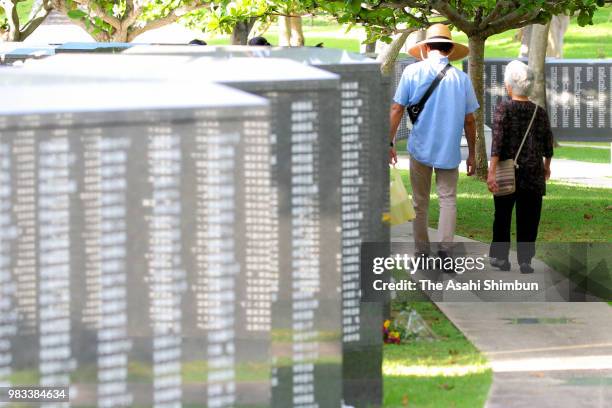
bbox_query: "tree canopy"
[304,1,605,43]
[50,0,212,42]
[302,0,606,177]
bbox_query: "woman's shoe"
[490,258,511,271]
[520,263,534,274]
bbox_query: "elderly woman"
[487,60,554,274]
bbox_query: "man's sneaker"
[490,258,511,271]
[520,263,534,274]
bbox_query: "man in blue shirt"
[389,24,478,260]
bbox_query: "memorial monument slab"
[0,42,57,65]
[125,46,391,406]
[0,76,275,407]
[55,42,138,54]
[463,58,612,142]
[21,54,347,407]
[392,57,419,143]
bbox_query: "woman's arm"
[544,157,552,180]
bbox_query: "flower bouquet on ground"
[383,309,438,344]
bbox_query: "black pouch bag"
[407,64,452,124]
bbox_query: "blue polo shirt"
[394,53,479,169]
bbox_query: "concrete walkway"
[392,223,612,408]
[395,156,612,189]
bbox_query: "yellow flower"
[390,331,400,338]
[383,320,391,329]
[382,213,391,224]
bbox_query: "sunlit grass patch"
[383,302,492,407]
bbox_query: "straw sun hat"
[408,24,469,61]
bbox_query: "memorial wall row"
[462,58,612,142]
[392,58,612,142]
[0,51,389,407]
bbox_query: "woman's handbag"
[389,167,416,225]
[494,105,538,197]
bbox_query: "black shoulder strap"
[415,64,452,110]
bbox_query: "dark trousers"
[489,190,543,264]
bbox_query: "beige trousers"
[409,157,459,253]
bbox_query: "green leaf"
[67,9,87,20]
[576,10,592,26]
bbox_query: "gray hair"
[504,60,534,97]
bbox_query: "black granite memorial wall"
[124,45,390,407]
[54,42,136,54]
[0,77,276,407]
[462,58,612,142]
[0,43,57,65]
[392,57,419,143]
[17,54,349,407]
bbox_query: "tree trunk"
[528,23,550,108]
[519,15,569,59]
[1,1,20,41]
[111,28,129,42]
[518,25,531,58]
[376,31,410,75]
[250,19,272,39]
[468,36,489,180]
[548,15,569,58]
[278,15,291,46]
[289,16,304,46]
[364,42,376,53]
[231,19,255,45]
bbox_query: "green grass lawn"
[554,145,611,163]
[397,170,612,243]
[384,302,492,408]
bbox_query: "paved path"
[395,156,612,188]
[392,223,612,408]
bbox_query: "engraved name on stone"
[574,66,582,128]
[340,81,364,344]
[38,135,76,408]
[81,129,103,330]
[97,136,132,407]
[0,143,19,389]
[147,128,186,408]
[561,67,571,128]
[242,120,274,332]
[12,127,38,332]
[291,100,320,408]
[597,67,607,129]
[197,125,240,408]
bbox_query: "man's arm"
[464,113,476,176]
[389,103,405,165]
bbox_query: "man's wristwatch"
[389,141,395,147]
